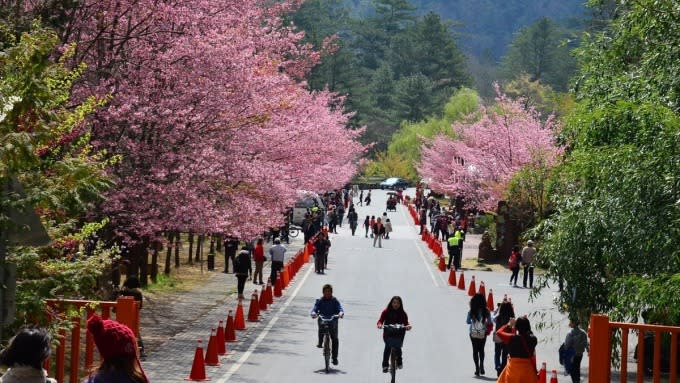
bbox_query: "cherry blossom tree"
[418,87,560,211]
[50,0,366,240]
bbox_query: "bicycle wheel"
[289,227,299,238]
[324,333,330,373]
[390,346,397,383]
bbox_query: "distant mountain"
[345,0,586,60]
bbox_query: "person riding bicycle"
[310,284,344,366]
[377,296,412,373]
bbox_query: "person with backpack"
[495,316,539,383]
[508,245,522,287]
[563,317,589,383]
[466,293,492,376]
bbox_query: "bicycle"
[381,324,406,383]
[313,314,340,373]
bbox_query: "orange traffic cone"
[235,299,246,330]
[549,369,558,383]
[247,292,259,322]
[225,311,236,342]
[185,339,208,381]
[448,267,457,286]
[216,321,226,356]
[486,289,495,311]
[265,280,274,304]
[468,275,477,296]
[538,362,547,383]
[204,329,220,366]
[457,271,465,290]
[274,273,283,297]
[478,281,486,298]
[259,288,268,311]
[438,256,446,271]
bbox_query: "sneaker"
[397,363,403,369]
[480,367,485,375]
[382,366,388,373]
[332,358,338,365]
[316,343,322,348]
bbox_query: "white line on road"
[216,264,314,383]
[399,204,440,288]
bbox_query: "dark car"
[379,177,409,190]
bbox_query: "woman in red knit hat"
[84,314,148,383]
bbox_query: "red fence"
[589,314,679,383]
[45,297,139,383]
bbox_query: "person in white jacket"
[0,327,57,383]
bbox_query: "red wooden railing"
[45,297,139,383]
[589,314,679,383]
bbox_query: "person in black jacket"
[234,249,251,300]
[376,296,412,372]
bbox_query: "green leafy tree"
[1,24,114,329]
[500,17,578,92]
[534,0,680,325]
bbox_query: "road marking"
[216,264,314,382]
[399,204,440,288]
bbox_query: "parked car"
[379,177,409,190]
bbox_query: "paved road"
[143,188,585,382]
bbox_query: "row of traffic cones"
[186,273,283,380]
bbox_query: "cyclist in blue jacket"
[310,284,344,365]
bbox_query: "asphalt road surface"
[214,188,581,383]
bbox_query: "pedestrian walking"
[493,301,515,376]
[372,217,385,248]
[359,189,364,206]
[337,204,345,227]
[0,327,57,383]
[268,238,286,286]
[234,249,251,300]
[85,314,149,383]
[521,240,537,288]
[314,232,331,274]
[508,245,521,287]
[562,317,589,383]
[363,215,370,238]
[495,317,539,383]
[253,238,265,285]
[222,237,239,273]
[384,218,393,239]
[119,276,146,359]
[466,293,492,376]
[364,190,372,206]
[347,206,358,236]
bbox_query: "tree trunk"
[194,234,202,262]
[151,240,159,283]
[188,232,194,265]
[174,231,180,268]
[209,237,215,254]
[215,234,222,252]
[164,232,173,275]
[139,237,149,287]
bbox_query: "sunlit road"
[219,189,578,383]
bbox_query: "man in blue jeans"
[310,284,344,365]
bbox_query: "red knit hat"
[86,314,138,360]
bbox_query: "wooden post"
[589,314,611,383]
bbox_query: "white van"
[292,191,325,225]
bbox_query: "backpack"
[470,318,487,339]
[508,253,518,269]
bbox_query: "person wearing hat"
[234,248,252,300]
[85,314,148,383]
[0,327,57,383]
[521,240,537,288]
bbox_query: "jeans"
[373,233,382,248]
[314,253,326,273]
[494,341,508,373]
[253,261,264,284]
[510,266,520,285]
[570,354,583,383]
[318,319,339,359]
[470,336,487,373]
[271,260,283,285]
[523,264,534,288]
[236,274,247,297]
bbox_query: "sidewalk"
[140,235,306,381]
